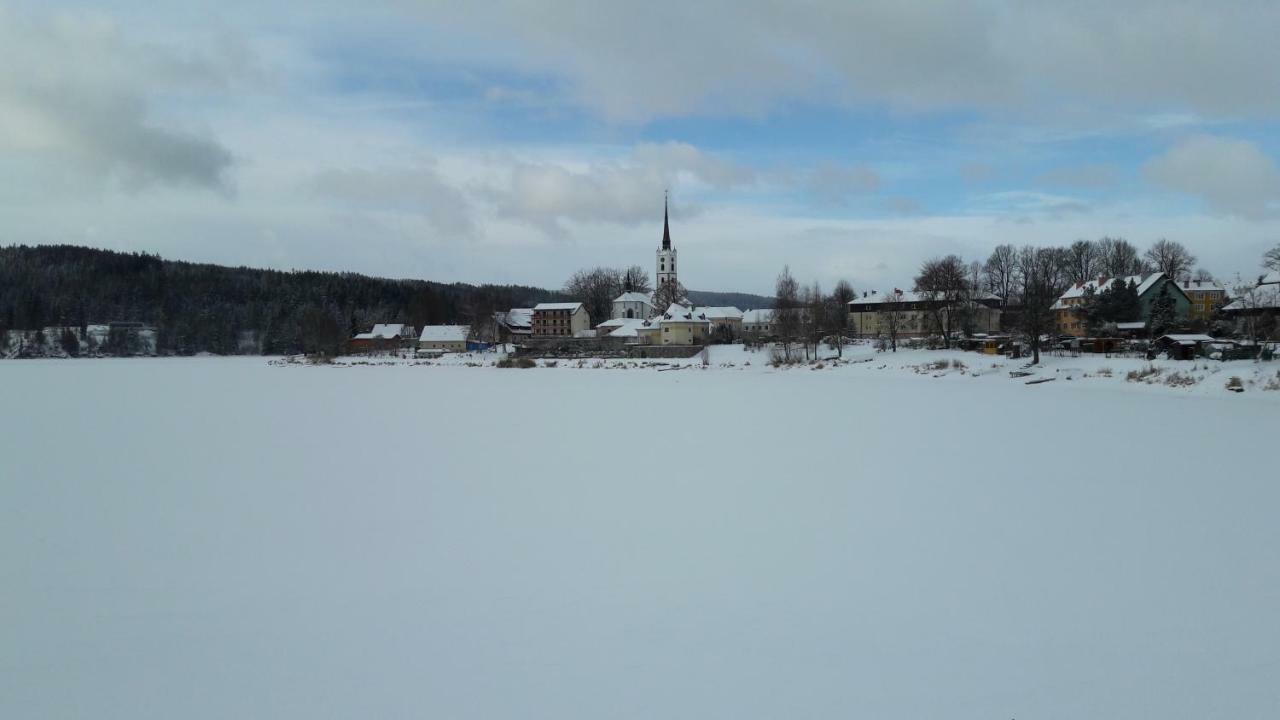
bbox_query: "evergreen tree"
[1147,284,1177,337]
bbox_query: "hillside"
[0,245,773,356]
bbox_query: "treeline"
[0,245,566,356]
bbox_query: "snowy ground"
[3,355,1279,719]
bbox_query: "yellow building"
[1177,279,1228,322]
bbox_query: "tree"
[878,290,907,352]
[914,255,969,348]
[828,279,856,357]
[1147,284,1177,338]
[651,277,688,314]
[1264,244,1280,273]
[59,327,80,357]
[801,281,825,361]
[773,266,801,362]
[1096,237,1146,277]
[622,265,652,293]
[1066,239,1100,285]
[983,244,1020,308]
[1017,246,1069,364]
[564,267,624,326]
[1144,239,1197,280]
[1191,268,1215,283]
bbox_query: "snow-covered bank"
[3,358,1278,719]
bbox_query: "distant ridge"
[686,290,775,309]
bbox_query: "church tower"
[656,192,677,292]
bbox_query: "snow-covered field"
[4,354,1279,719]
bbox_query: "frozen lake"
[3,357,1278,719]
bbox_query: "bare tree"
[829,279,856,357]
[622,265,652,293]
[564,267,624,324]
[878,289,907,352]
[1017,246,1070,365]
[801,281,826,361]
[1263,244,1280,273]
[1192,268,1215,283]
[651,277,688,314]
[914,255,969,348]
[1096,237,1147,277]
[984,244,1020,308]
[773,265,801,362]
[1066,239,1100,285]
[1144,239,1197,280]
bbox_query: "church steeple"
[662,190,672,250]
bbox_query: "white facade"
[612,292,655,320]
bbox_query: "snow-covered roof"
[604,318,648,337]
[1177,279,1226,293]
[419,325,470,342]
[851,290,924,305]
[742,309,774,324]
[1115,321,1147,330]
[1158,334,1216,345]
[369,323,409,339]
[697,306,744,320]
[1261,271,1280,285]
[1223,285,1280,311]
[501,308,533,329]
[1058,274,1146,301]
[533,302,584,312]
[613,292,654,304]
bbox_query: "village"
[346,198,1280,373]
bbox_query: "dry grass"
[1126,365,1164,382]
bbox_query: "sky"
[3,1,1280,295]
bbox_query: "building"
[848,290,1002,338]
[612,291,655,320]
[1177,279,1228,322]
[418,325,471,352]
[596,317,648,343]
[742,309,775,336]
[1051,272,1190,337]
[494,308,533,343]
[656,193,677,295]
[653,304,708,345]
[532,302,591,337]
[1221,273,1280,339]
[349,323,417,353]
[698,307,744,336]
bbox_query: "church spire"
[661,190,672,250]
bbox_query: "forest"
[0,245,566,356]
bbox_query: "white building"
[612,291,655,320]
[742,309,775,336]
[419,325,470,352]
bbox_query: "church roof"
[614,291,654,304]
[662,193,672,250]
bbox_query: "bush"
[497,357,536,368]
[1226,376,1244,391]
[1163,371,1197,388]
[1126,365,1163,382]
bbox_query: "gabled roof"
[1261,271,1280,285]
[533,302,584,312]
[604,318,648,337]
[499,308,533,329]
[358,323,410,340]
[742,309,774,324]
[1157,334,1217,345]
[1223,284,1280,311]
[419,325,470,342]
[1177,279,1226,293]
[613,292,654,304]
[697,306,744,320]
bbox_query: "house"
[698,306,744,336]
[741,309,775,337]
[494,308,533,343]
[1154,334,1221,360]
[1221,274,1280,339]
[349,323,417,353]
[596,317,648,343]
[419,325,471,352]
[654,304,709,345]
[1177,279,1229,321]
[1051,272,1189,337]
[611,291,656,320]
[848,290,1002,338]
[532,302,591,337]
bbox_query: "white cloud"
[1143,135,1280,219]
[0,8,243,192]
[396,0,1280,124]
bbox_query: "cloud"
[0,8,238,192]
[397,1,1280,124]
[485,142,755,233]
[806,163,881,204]
[1037,164,1118,189]
[1143,135,1280,219]
[310,163,476,239]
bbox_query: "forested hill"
[0,245,774,356]
[0,245,566,355]
[685,290,774,310]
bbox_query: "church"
[610,194,680,320]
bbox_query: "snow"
[3,353,1279,719]
[418,324,469,342]
[368,323,409,339]
[613,291,653,304]
[533,302,585,311]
